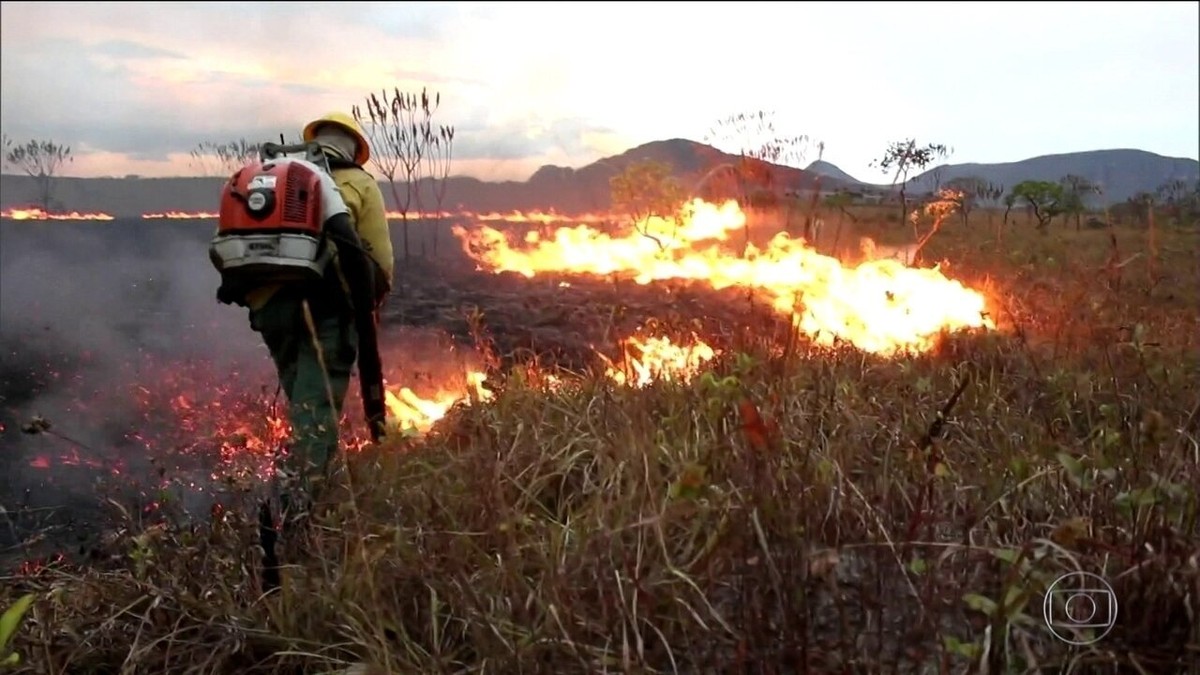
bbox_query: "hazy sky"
[1,1,1197,182]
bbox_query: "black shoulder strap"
[325,156,363,171]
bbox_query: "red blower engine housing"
[210,152,335,290]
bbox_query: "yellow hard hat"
[303,111,370,166]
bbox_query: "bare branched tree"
[871,139,950,225]
[907,187,964,266]
[1154,178,1200,225]
[422,124,456,257]
[4,138,73,210]
[944,176,1003,227]
[354,87,442,260]
[190,139,259,177]
[703,110,817,252]
[1059,174,1102,231]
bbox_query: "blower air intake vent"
[282,163,310,223]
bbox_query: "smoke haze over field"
[0,219,494,565]
[0,221,275,558]
[0,224,260,361]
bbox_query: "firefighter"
[302,111,395,306]
[243,112,394,515]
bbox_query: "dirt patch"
[384,255,786,370]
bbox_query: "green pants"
[249,288,358,494]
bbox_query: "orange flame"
[1,206,114,221]
[385,210,610,224]
[385,210,460,220]
[142,211,219,219]
[604,335,718,387]
[453,198,995,357]
[384,370,493,433]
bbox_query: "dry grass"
[3,210,1199,674]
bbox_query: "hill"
[0,139,838,218]
[1,143,1195,216]
[805,159,861,185]
[890,149,1199,204]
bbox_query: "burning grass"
[2,209,1199,673]
[452,198,994,357]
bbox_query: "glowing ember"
[21,355,495,487]
[453,198,994,356]
[604,335,718,387]
[18,329,713,507]
[149,366,291,485]
[384,370,493,433]
[20,337,718,477]
[0,206,114,221]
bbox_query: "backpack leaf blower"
[210,141,388,443]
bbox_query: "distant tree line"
[836,136,1200,231]
[4,119,1197,239]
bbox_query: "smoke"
[0,220,492,564]
[0,220,271,558]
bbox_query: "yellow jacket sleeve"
[334,168,395,292]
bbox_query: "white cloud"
[1,1,1195,181]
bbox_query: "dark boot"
[258,499,282,594]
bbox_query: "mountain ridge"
[897,148,1199,202]
[2,140,1195,216]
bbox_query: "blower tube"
[322,213,388,442]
